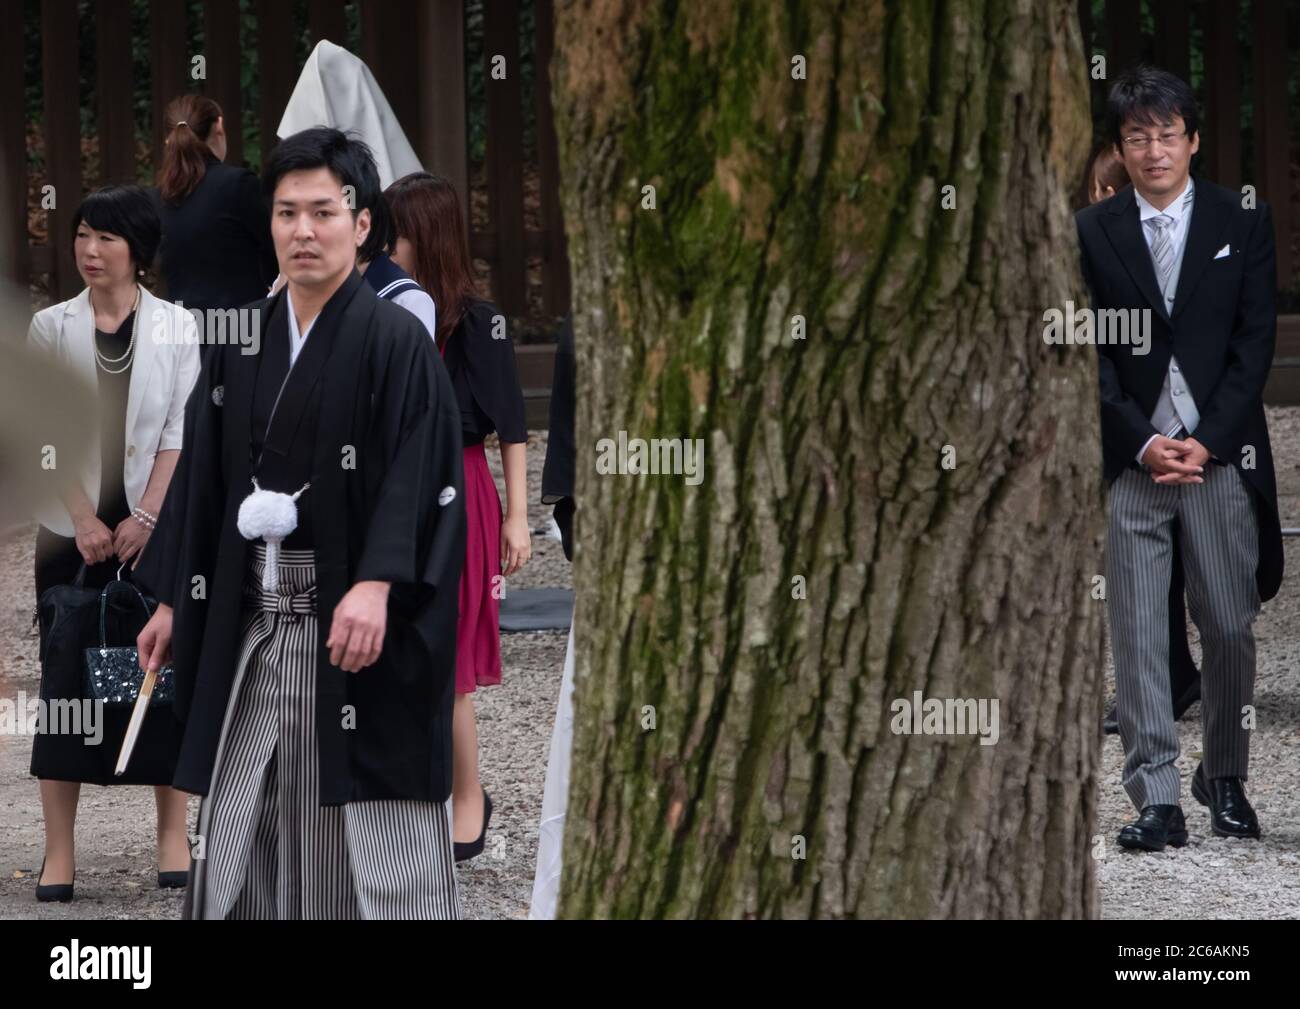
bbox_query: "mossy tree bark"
[553,0,1104,918]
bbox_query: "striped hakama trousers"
[1106,462,1260,811]
[187,545,460,920]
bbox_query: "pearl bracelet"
[132,507,157,530]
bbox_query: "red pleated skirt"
[456,442,503,693]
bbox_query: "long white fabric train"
[529,623,575,920]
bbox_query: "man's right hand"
[1141,435,1204,485]
[137,604,174,672]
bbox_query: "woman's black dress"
[152,154,278,331]
[30,311,182,785]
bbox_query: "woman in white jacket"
[27,186,200,902]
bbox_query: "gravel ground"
[4,407,1300,920]
[0,431,568,920]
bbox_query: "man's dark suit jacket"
[1076,180,1283,602]
[151,153,278,314]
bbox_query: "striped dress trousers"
[1106,462,1259,810]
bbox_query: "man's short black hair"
[262,127,386,257]
[70,185,161,270]
[1106,65,1200,147]
[350,139,393,263]
[361,190,395,263]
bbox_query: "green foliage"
[466,0,538,167]
[466,0,486,164]
[240,0,260,172]
[23,0,41,170]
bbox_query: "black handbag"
[35,564,101,667]
[82,576,175,708]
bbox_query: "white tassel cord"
[263,540,280,593]
[236,479,310,594]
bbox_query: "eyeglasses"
[1121,130,1187,151]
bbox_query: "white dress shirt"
[1135,177,1194,290]
[286,287,318,367]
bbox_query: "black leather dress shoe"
[1191,764,1260,839]
[1117,804,1188,852]
[1104,682,1201,736]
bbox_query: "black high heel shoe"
[157,870,189,889]
[35,858,74,903]
[454,790,493,863]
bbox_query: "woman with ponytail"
[153,95,277,353]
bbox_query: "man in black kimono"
[135,128,465,918]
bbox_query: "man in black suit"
[1076,66,1283,852]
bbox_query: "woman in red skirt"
[387,173,531,860]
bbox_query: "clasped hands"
[1141,434,1210,485]
[73,514,151,568]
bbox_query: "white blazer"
[27,285,201,537]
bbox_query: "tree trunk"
[553,0,1103,918]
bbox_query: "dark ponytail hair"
[156,95,223,204]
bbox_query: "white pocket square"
[1214,243,1231,259]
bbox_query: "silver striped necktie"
[1147,186,1193,298]
[1149,214,1176,295]
[1147,187,1194,439]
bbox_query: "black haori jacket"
[135,270,465,804]
[1076,180,1283,602]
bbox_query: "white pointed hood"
[277,39,423,188]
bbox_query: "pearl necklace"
[93,288,141,375]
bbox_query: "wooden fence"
[2,0,571,325]
[1078,0,1297,292]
